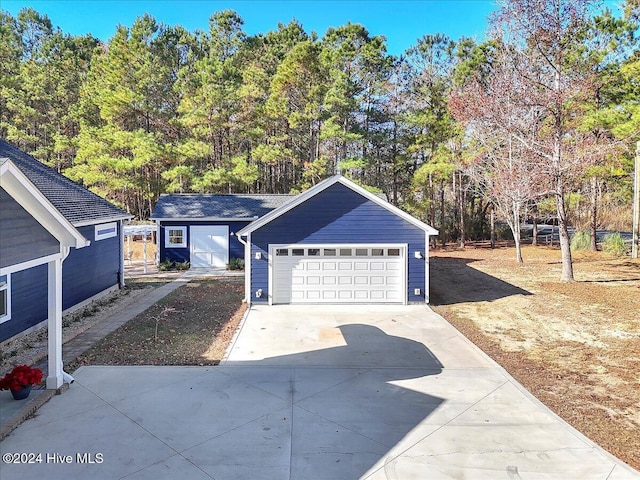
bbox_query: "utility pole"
[633,141,640,259]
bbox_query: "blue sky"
[2,0,500,56]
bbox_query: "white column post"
[46,256,63,389]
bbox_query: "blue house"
[151,176,438,305]
[236,176,438,305]
[0,140,130,387]
[150,193,294,267]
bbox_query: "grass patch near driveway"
[68,279,246,369]
[430,244,640,471]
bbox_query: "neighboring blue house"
[0,140,131,350]
[150,193,294,267]
[151,176,438,305]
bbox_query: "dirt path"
[429,244,640,470]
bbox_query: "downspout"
[235,233,251,304]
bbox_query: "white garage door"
[271,245,406,304]
[190,226,228,268]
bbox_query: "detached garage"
[237,176,438,305]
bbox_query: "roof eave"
[1,158,90,249]
[150,216,260,222]
[73,214,133,227]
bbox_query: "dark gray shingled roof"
[151,193,296,219]
[0,140,130,225]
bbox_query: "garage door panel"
[272,245,405,304]
[338,290,353,299]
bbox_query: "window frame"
[165,226,187,248]
[0,274,11,323]
[94,222,118,241]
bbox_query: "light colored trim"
[164,226,187,248]
[152,217,258,222]
[239,232,252,304]
[119,221,126,287]
[0,273,11,323]
[73,215,132,227]
[0,158,90,249]
[424,232,430,304]
[155,221,161,264]
[268,242,408,305]
[0,252,63,276]
[46,256,63,389]
[237,176,439,237]
[95,221,117,241]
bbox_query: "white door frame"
[190,225,229,268]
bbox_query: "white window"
[165,226,187,248]
[0,274,11,323]
[95,222,117,241]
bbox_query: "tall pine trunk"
[590,176,598,251]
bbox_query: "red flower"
[0,365,43,391]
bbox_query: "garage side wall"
[158,220,251,265]
[249,183,427,304]
[62,224,121,309]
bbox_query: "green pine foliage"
[0,1,637,251]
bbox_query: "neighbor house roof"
[151,193,296,221]
[0,140,130,226]
[237,175,439,236]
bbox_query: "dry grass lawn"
[430,244,640,471]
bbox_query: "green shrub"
[570,231,590,251]
[227,258,245,270]
[602,232,627,256]
[175,260,190,270]
[158,259,174,271]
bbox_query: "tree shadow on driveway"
[219,323,446,480]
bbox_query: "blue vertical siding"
[250,183,426,303]
[158,221,251,265]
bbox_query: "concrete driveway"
[1,305,638,479]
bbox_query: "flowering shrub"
[0,365,44,391]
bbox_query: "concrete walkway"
[1,305,638,479]
[0,275,190,439]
